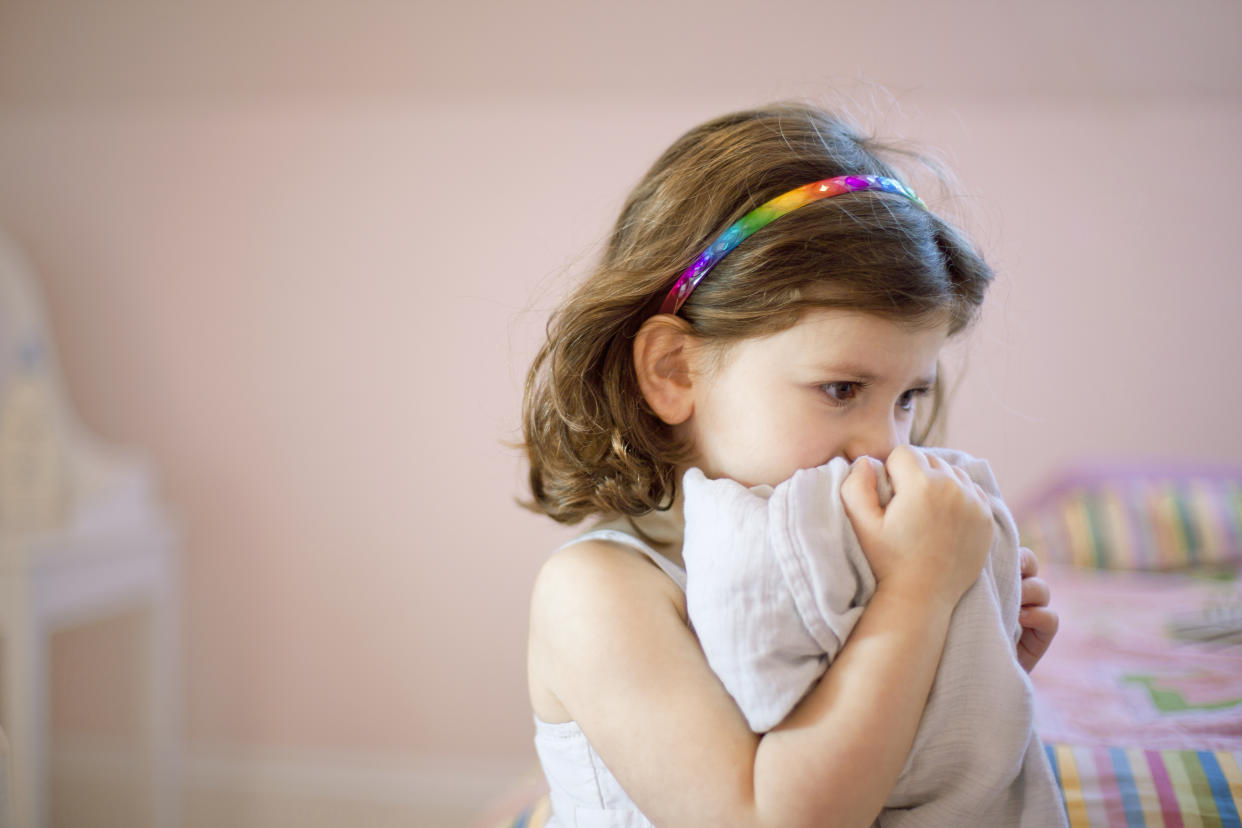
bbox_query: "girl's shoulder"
[532,535,687,629]
[543,511,687,596]
[527,536,688,723]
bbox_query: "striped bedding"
[1046,744,1240,826]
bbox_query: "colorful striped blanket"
[1047,744,1240,826]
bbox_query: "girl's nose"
[843,417,901,464]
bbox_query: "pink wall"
[2,0,1240,770]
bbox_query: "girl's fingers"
[885,444,928,485]
[1019,606,1060,636]
[927,455,980,494]
[842,459,883,529]
[930,457,988,505]
[1020,574,1051,609]
[1019,546,1040,578]
[948,465,985,501]
[950,465,971,485]
[1017,607,1060,673]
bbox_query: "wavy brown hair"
[521,102,994,524]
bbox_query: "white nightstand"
[0,460,181,828]
[0,231,182,827]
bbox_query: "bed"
[484,465,1242,827]
[1019,465,1242,826]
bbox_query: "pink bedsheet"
[1032,563,1242,751]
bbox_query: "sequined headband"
[658,174,926,315]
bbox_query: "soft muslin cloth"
[682,447,1067,827]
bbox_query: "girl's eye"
[898,387,931,412]
[820,383,931,410]
[821,382,862,405]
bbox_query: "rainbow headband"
[658,174,926,315]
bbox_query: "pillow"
[1015,467,1242,570]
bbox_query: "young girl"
[522,102,1059,827]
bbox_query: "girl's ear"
[633,315,697,426]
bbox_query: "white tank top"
[533,515,685,828]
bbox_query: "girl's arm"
[529,546,955,828]
[528,447,993,828]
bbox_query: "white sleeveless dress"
[532,513,684,828]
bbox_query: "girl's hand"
[841,445,993,607]
[1017,547,1059,672]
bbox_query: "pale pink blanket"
[1030,563,1242,750]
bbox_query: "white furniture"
[0,233,181,828]
[0,470,181,828]
[0,724,13,828]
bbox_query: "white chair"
[0,232,181,828]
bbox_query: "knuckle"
[1045,610,1060,634]
[1020,547,1038,575]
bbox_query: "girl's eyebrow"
[809,363,937,387]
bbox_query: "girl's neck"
[593,486,687,569]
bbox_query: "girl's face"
[682,309,950,488]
